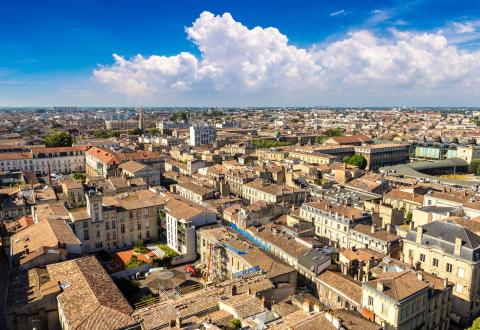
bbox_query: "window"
[368,296,374,306]
[105,222,110,230]
[458,267,465,279]
[420,254,425,262]
[144,208,149,216]
[446,263,452,273]
[121,224,125,233]
[83,221,88,228]
[456,283,463,293]
[137,222,142,230]
[130,223,134,231]
[433,258,439,267]
[129,211,133,219]
[83,229,89,240]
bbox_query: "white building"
[189,123,216,147]
[0,146,87,175]
[165,198,216,263]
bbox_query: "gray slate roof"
[406,221,480,262]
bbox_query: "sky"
[1,0,480,107]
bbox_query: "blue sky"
[1,0,480,106]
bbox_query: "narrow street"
[0,252,9,329]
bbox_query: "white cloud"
[452,22,476,34]
[368,9,392,24]
[93,11,480,105]
[330,9,350,17]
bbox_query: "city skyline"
[2,0,480,106]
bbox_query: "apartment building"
[456,145,480,164]
[299,201,370,248]
[47,256,140,330]
[9,218,81,270]
[348,224,401,256]
[225,169,256,196]
[0,146,87,175]
[317,270,362,312]
[242,179,305,206]
[422,191,480,219]
[198,226,297,288]
[105,119,138,130]
[287,150,341,165]
[86,147,163,178]
[164,197,217,263]
[354,144,410,170]
[383,189,424,214]
[32,189,165,253]
[403,220,480,322]
[189,122,216,146]
[61,179,85,208]
[119,160,160,186]
[361,270,452,330]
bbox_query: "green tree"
[170,111,188,121]
[325,128,343,137]
[44,130,73,147]
[467,317,480,330]
[469,159,480,174]
[148,128,160,135]
[405,211,413,223]
[92,129,119,138]
[134,240,148,254]
[229,319,241,329]
[344,154,367,170]
[315,136,326,144]
[72,172,87,183]
[128,128,143,136]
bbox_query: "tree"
[467,317,480,330]
[315,136,326,144]
[44,130,73,147]
[170,111,188,121]
[344,154,367,170]
[469,159,480,174]
[229,319,241,329]
[148,128,160,135]
[92,129,119,138]
[134,240,148,254]
[405,211,412,223]
[128,128,143,136]
[325,128,343,137]
[72,172,87,183]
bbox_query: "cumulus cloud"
[93,11,480,104]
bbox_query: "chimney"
[443,278,448,288]
[377,282,384,292]
[313,303,320,312]
[416,226,423,244]
[175,315,182,328]
[370,225,375,234]
[454,237,462,256]
[231,285,237,296]
[385,223,391,233]
[302,299,311,313]
[417,273,424,282]
[409,221,414,230]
